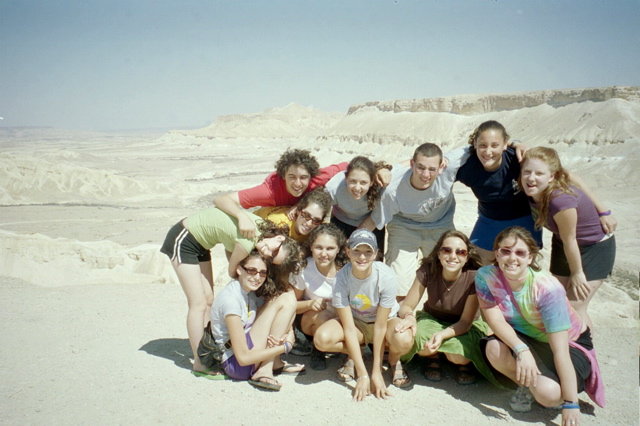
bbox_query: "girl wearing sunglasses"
[324,156,391,256]
[520,146,616,331]
[160,207,300,376]
[199,250,301,391]
[391,230,501,388]
[291,223,348,370]
[476,226,602,425]
[255,188,332,242]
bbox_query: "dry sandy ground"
[0,129,638,425]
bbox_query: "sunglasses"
[439,246,468,257]
[299,210,323,226]
[496,247,530,259]
[240,265,268,278]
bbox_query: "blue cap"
[348,229,378,251]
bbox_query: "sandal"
[191,369,230,380]
[455,364,476,385]
[423,360,443,382]
[248,376,282,391]
[336,358,355,382]
[391,362,413,389]
[273,360,306,376]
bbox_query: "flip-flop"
[423,360,443,382]
[392,363,413,389]
[248,376,281,391]
[273,360,306,376]
[336,359,355,382]
[191,369,230,380]
[455,364,476,385]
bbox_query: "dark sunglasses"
[497,247,530,259]
[240,265,268,278]
[299,210,323,225]
[439,246,468,257]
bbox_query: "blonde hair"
[520,146,575,229]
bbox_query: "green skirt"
[400,310,505,389]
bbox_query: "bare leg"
[445,352,471,365]
[300,308,337,336]
[386,317,414,366]
[249,291,297,381]
[555,275,603,331]
[172,259,214,372]
[314,318,364,353]
[484,339,562,407]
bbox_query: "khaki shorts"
[352,317,376,346]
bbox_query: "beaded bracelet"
[283,341,292,354]
[598,210,612,217]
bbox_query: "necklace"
[443,278,458,292]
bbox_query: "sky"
[1,0,639,131]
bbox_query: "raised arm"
[213,192,259,238]
[568,171,617,234]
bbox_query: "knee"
[444,352,468,365]
[531,379,562,407]
[485,339,508,367]
[313,325,334,352]
[388,330,414,355]
[276,291,297,311]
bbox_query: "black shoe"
[310,347,327,370]
[291,328,312,356]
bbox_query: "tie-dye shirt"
[475,266,583,343]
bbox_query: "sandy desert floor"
[0,130,637,425]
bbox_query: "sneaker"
[290,328,312,356]
[310,347,327,370]
[509,386,534,412]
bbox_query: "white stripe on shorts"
[171,227,189,264]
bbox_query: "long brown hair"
[257,237,301,300]
[520,146,575,230]
[417,230,482,282]
[346,156,391,211]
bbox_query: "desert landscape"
[1,86,638,424]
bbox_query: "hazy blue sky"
[1,0,638,131]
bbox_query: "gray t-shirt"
[333,261,400,323]
[325,171,377,226]
[210,280,263,362]
[372,148,469,231]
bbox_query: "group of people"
[161,120,616,425]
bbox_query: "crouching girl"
[198,250,303,391]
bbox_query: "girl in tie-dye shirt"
[476,227,595,426]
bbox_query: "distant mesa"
[347,86,639,115]
[169,86,640,148]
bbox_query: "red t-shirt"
[238,162,348,208]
